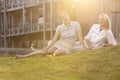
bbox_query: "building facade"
[0,0,120,48]
[0,0,61,48]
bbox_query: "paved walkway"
[0,48,32,56]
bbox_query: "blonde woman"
[85,13,117,49]
[16,11,86,59]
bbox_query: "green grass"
[0,45,120,80]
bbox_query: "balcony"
[6,22,43,37]
[1,0,58,12]
[6,21,57,37]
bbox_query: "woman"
[84,13,117,49]
[16,11,86,59]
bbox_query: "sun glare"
[72,5,75,8]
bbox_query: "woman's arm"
[46,31,60,49]
[106,30,117,46]
[84,24,99,49]
[77,28,87,48]
[84,39,92,49]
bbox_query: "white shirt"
[56,21,81,45]
[54,21,81,53]
[85,24,117,48]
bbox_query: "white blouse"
[85,24,117,48]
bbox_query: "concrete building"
[0,0,120,48]
[0,0,60,48]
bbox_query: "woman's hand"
[84,39,93,50]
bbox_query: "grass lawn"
[0,45,120,80]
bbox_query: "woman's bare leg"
[16,49,48,59]
[16,46,57,59]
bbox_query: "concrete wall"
[77,0,120,39]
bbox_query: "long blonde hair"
[99,13,112,30]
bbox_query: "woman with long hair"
[85,13,117,49]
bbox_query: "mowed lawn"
[0,45,120,80]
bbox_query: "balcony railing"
[1,0,55,12]
[5,21,57,37]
